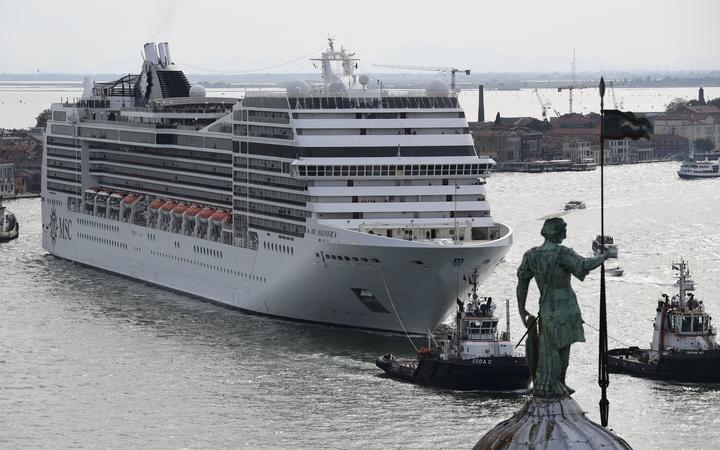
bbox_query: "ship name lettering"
[59,217,72,240]
[307,228,336,239]
[472,358,492,365]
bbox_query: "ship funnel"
[144,42,159,65]
[158,42,172,66]
[160,42,172,65]
[158,43,168,67]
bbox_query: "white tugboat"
[608,260,720,381]
[375,269,530,390]
[0,197,19,243]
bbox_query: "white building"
[653,105,720,156]
[0,163,15,196]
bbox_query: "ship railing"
[244,89,459,110]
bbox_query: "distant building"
[471,117,545,162]
[14,169,40,194]
[0,163,15,196]
[653,105,720,155]
[651,133,689,159]
[549,112,601,129]
[608,139,632,163]
[630,140,654,162]
[561,139,597,163]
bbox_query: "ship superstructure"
[41,40,513,334]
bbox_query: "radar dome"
[426,79,450,97]
[358,73,370,87]
[189,84,207,98]
[286,80,310,97]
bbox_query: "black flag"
[603,109,653,140]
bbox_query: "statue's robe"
[518,241,605,396]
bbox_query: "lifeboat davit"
[95,191,110,204]
[172,203,190,216]
[149,199,165,210]
[197,207,216,221]
[160,201,178,213]
[183,205,202,217]
[109,192,124,207]
[210,210,230,225]
[122,194,140,206]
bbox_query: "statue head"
[541,218,567,243]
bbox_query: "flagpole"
[598,77,610,428]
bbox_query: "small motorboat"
[608,260,720,382]
[376,269,530,391]
[564,200,586,211]
[605,265,624,277]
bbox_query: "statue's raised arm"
[516,217,609,397]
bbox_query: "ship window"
[693,316,704,332]
[682,316,692,332]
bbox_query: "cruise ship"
[41,40,512,334]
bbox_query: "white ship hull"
[42,193,512,334]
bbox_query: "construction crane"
[533,88,552,121]
[557,85,582,113]
[373,64,471,91]
[556,49,586,114]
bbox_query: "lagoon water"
[3,162,720,448]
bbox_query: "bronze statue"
[517,218,609,397]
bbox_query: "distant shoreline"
[2,73,720,91]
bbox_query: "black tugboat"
[0,197,19,243]
[376,270,530,390]
[608,260,720,382]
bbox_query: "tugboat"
[375,270,530,390]
[608,260,720,382]
[0,197,19,243]
[564,200,586,211]
[593,235,622,277]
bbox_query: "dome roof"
[473,397,632,450]
[426,79,450,97]
[189,84,206,98]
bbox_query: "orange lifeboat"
[149,199,165,210]
[123,194,140,205]
[210,210,230,224]
[172,203,190,216]
[160,201,178,212]
[183,205,202,217]
[197,207,216,221]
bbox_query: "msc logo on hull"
[46,207,72,247]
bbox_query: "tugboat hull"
[608,348,720,382]
[376,354,531,391]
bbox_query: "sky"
[0,0,718,75]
